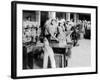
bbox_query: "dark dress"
[70,29,80,46]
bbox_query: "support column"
[48,11,56,19]
[74,13,79,23]
[36,11,41,28]
[74,13,77,23]
[66,12,70,21]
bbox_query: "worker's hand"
[55,38,59,42]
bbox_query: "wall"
[0,0,99,80]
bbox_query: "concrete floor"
[68,39,91,67]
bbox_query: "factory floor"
[68,39,91,67]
